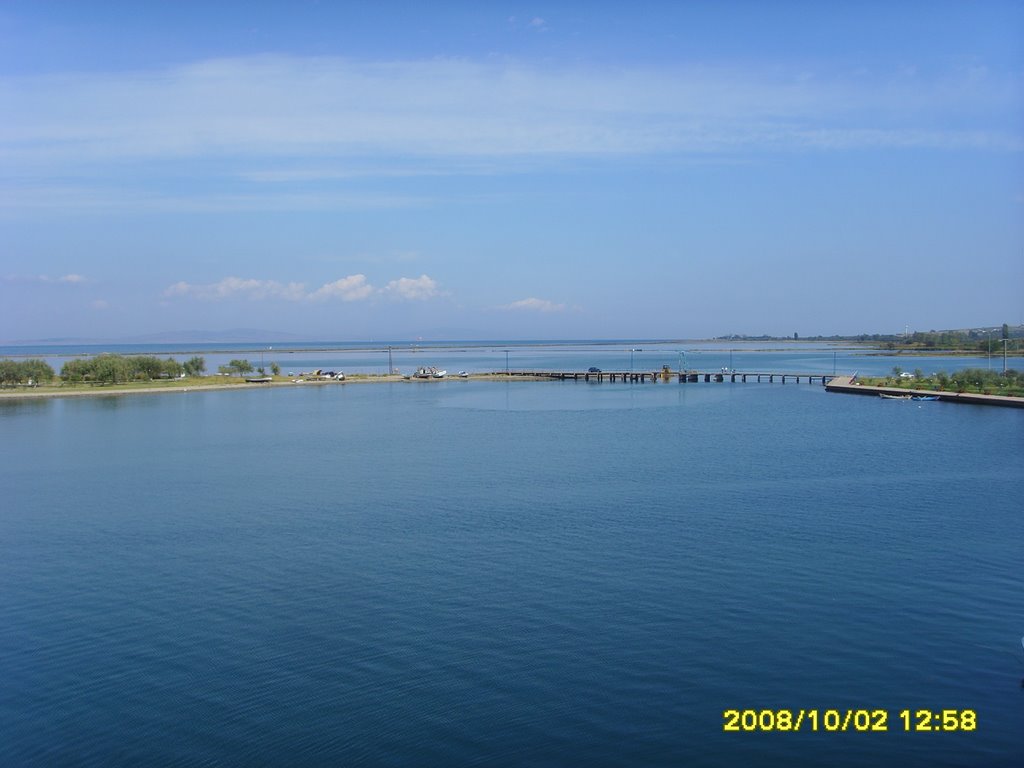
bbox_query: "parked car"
[588,366,602,373]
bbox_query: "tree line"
[217,359,279,376]
[0,359,56,387]
[880,366,1023,395]
[59,354,206,384]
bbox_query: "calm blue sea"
[2,375,1022,766]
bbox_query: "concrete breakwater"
[824,375,1024,408]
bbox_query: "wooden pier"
[500,370,836,384]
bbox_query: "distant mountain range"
[7,329,310,346]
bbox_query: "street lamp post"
[388,345,393,375]
[1002,338,1009,374]
[505,350,509,375]
[630,348,641,372]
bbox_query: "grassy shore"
[0,372,526,399]
[854,374,1024,398]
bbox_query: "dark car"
[588,366,602,373]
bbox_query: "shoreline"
[5,370,1023,407]
[0,373,544,400]
[824,375,1024,408]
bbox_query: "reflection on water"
[2,379,1021,766]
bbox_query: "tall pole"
[833,350,837,376]
[988,330,992,370]
[1002,339,1009,374]
[388,345,393,375]
[505,350,509,375]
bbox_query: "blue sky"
[2,1,1022,341]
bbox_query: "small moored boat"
[413,366,446,379]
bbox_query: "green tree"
[134,355,165,380]
[270,362,280,376]
[91,354,133,384]
[183,356,206,377]
[1002,323,1010,340]
[21,359,54,385]
[0,359,21,387]
[61,358,95,384]
[162,358,184,378]
[227,359,253,377]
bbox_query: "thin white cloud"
[163,276,307,301]
[164,274,443,302]
[91,299,109,310]
[3,54,1019,172]
[1,273,89,284]
[501,297,568,313]
[308,274,374,302]
[381,274,442,300]
[0,186,426,214]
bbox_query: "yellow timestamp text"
[722,708,977,733]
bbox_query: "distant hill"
[717,324,1024,342]
[8,329,309,346]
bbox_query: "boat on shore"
[413,367,446,379]
[879,393,911,400]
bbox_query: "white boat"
[413,366,446,379]
[458,371,469,378]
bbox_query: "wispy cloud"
[308,275,374,302]
[164,274,443,302]
[500,297,569,313]
[381,275,443,300]
[2,273,89,284]
[3,55,1019,171]
[164,277,307,301]
[3,55,1018,216]
[0,186,426,214]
